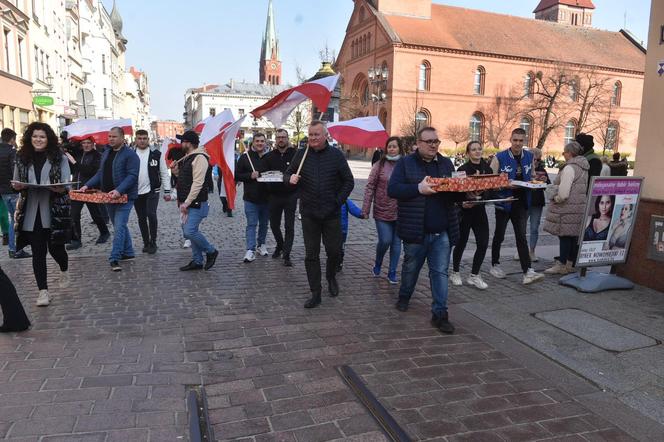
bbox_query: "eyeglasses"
[275,136,289,139]
[419,139,441,146]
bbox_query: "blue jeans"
[244,201,269,251]
[399,232,451,317]
[528,205,544,250]
[375,219,401,274]
[182,202,215,265]
[1,194,17,252]
[106,201,135,262]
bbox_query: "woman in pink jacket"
[362,137,405,284]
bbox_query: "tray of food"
[427,173,509,192]
[69,190,128,204]
[510,180,548,189]
[257,171,284,183]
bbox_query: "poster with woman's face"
[582,195,616,243]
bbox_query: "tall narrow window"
[564,120,576,147]
[520,116,533,147]
[611,81,622,106]
[469,112,484,143]
[524,72,534,98]
[102,54,106,74]
[415,109,431,134]
[474,66,485,95]
[3,29,11,74]
[103,88,108,108]
[418,61,431,91]
[17,37,24,78]
[569,77,579,101]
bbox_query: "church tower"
[534,0,595,27]
[260,0,281,85]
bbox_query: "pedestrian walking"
[1,128,31,259]
[132,129,171,254]
[576,133,602,187]
[236,133,270,263]
[262,128,297,267]
[12,122,72,306]
[543,141,589,275]
[609,152,628,176]
[362,136,404,284]
[388,126,464,334]
[526,147,549,262]
[284,121,354,309]
[450,141,492,290]
[67,137,110,250]
[489,128,544,285]
[174,130,218,271]
[0,266,31,332]
[80,127,139,272]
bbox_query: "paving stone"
[269,411,315,431]
[292,422,343,442]
[8,417,76,437]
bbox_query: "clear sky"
[101,0,651,121]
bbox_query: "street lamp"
[367,65,389,108]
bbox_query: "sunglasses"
[419,139,441,146]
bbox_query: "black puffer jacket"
[236,150,268,204]
[284,143,354,220]
[0,142,16,195]
[72,149,102,190]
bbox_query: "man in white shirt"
[133,129,171,254]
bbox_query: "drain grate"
[187,386,215,442]
[337,365,412,442]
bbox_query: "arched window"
[524,71,534,98]
[361,81,370,106]
[474,66,486,95]
[351,41,355,59]
[612,81,622,106]
[520,115,533,147]
[418,61,431,91]
[569,76,579,101]
[564,120,577,147]
[367,32,371,54]
[606,121,620,150]
[469,112,484,143]
[415,109,431,134]
[379,108,388,127]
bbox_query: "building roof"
[204,80,290,96]
[261,0,279,61]
[533,0,596,14]
[382,3,644,73]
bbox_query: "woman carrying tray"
[450,141,492,290]
[12,122,72,307]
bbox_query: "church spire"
[259,0,281,85]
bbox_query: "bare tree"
[571,69,612,135]
[319,43,337,65]
[480,85,524,149]
[444,123,469,153]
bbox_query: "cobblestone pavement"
[0,161,651,441]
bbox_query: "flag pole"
[295,147,309,176]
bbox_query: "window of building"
[520,116,533,147]
[569,76,579,101]
[3,29,11,74]
[351,41,355,59]
[19,110,29,133]
[469,112,484,143]
[17,36,24,78]
[103,88,108,108]
[361,81,369,106]
[8,107,15,130]
[34,45,39,80]
[612,81,622,106]
[524,71,534,98]
[415,109,431,134]
[209,107,216,116]
[606,121,620,150]
[418,61,431,91]
[102,54,106,74]
[379,108,388,127]
[0,105,4,128]
[366,32,371,54]
[239,109,245,116]
[474,66,485,95]
[564,120,577,147]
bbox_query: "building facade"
[335,0,645,157]
[151,120,184,141]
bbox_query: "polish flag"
[327,116,389,148]
[251,74,340,127]
[201,115,246,210]
[199,109,234,147]
[64,119,133,145]
[194,115,214,133]
[161,137,182,168]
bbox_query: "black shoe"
[120,254,135,261]
[432,313,455,334]
[11,249,32,259]
[283,256,293,267]
[304,293,322,309]
[96,233,110,244]
[327,277,339,297]
[146,243,157,255]
[395,300,409,312]
[2,234,7,245]
[180,261,204,271]
[142,244,149,253]
[0,323,30,333]
[66,241,82,251]
[110,261,121,272]
[272,248,282,259]
[204,250,219,270]
[227,211,233,218]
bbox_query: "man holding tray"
[80,127,139,272]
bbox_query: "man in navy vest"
[489,128,544,285]
[133,129,171,254]
[388,126,463,334]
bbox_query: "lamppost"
[367,65,388,115]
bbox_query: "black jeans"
[301,215,343,294]
[559,236,578,265]
[453,207,489,275]
[71,200,109,242]
[134,191,160,245]
[269,193,297,258]
[492,200,530,273]
[0,266,31,330]
[24,228,68,290]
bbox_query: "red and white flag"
[327,116,389,148]
[194,115,214,133]
[200,109,234,147]
[161,137,182,168]
[64,119,133,145]
[251,74,340,127]
[201,115,246,210]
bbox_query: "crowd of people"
[0,119,623,335]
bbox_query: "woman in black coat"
[0,266,31,332]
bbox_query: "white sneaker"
[183,239,191,248]
[36,289,50,306]
[257,244,269,256]
[467,274,488,290]
[449,271,463,286]
[490,265,506,279]
[59,270,70,289]
[530,250,539,263]
[243,250,256,263]
[523,268,545,285]
[544,262,567,275]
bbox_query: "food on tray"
[427,173,509,192]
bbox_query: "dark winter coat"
[261,147,297,196]
[236,150,269,204]
[0,142,16,195]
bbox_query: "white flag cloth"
[64,119,133,145]
[200,109,235,147]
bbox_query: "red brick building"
[336,0,646,157]
[151,120,184,141]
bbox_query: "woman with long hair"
[362,136,405,284]
[583,194,615,242]
[608,204,634,249]
[450,141,492,290]
[12,122,71,307]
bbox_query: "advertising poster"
[577,177,643,267]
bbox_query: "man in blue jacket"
[388,126,463,334]
[80,127,139,271]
